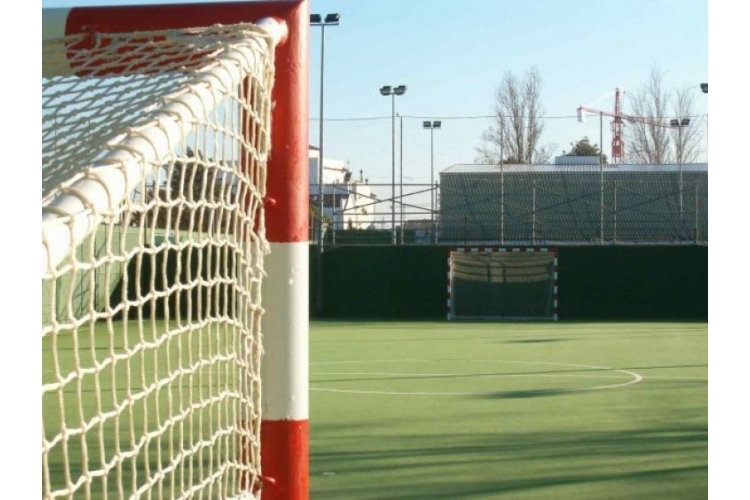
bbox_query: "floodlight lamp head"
[309,13,322,24]
[433,120,442,129]
[423,121,431,128]
[394,85,407,95]
[700,83,708,93]
[681,118,690,126]
[670,119,680,127]
[380,85,392,96]
[324,13,341,24]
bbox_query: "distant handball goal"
[447,247,559,321]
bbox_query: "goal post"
[42,2,309,500]
[447,247,559,321]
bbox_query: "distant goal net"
[447,248,559,320]
[42,4,308,500]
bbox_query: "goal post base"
[260,420,309,500]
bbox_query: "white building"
[309,146,375,231]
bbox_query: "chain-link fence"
[310,163,707,246]
[310,181,439,245]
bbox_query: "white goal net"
[448,248,559,321]
[42,22,279,499]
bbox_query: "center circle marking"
[310,359,644,396]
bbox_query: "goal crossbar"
[42,20,287,276]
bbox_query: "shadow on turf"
[310,424,708,499]
[313,366,607,386]
[476,388,570,399]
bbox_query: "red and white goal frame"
[43,2,310,499]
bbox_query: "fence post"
[613,180,618,244]
[532,179,537,245]
[599,162,604,245]
[500,162,505,245]
[694,182,699,244]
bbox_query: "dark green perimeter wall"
[310,246,708,321]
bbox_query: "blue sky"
[41,0,709,185]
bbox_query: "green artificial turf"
[42,320,707,499]
[308,321,707,499]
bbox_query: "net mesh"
[42,24,275,499]
[449,250,557,320]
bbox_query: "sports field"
[42,320,707,499]
[309,321,707,500]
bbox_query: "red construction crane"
[576,88,675,164]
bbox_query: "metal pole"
[331,180,336,246]
[391,94,396,245]
[679,126,684,219]
[315,23,325,314]
[694,182,699,244]
[599,111,614,166]
[532,179,537,244]
[499,115,504,164]
[500,123,505,244]
[613,180,618,244]
[434,177,439,245]
[599,111,604,245]
[430,126,435,244]
[399,114,404,244]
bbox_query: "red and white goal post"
[42,2,309,499]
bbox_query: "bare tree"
[476,67,552,164]
[625,67,702,164]
[671,86,702,164]
[626,68,671,164]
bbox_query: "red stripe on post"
[261,419,309,500]
[263,2,308,243]
[65,2,301,36]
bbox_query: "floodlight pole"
[399,114,404,244]
[423,120,441,244]
[390,92,396,244]
[500,122,504,244]
[598,110,606,242]
[380,85,407,245]
[670,117,690,217]
[311,12,339,314]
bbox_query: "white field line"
[310,359,646,396]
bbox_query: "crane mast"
[611,88,624,163]
[577,88,672,164]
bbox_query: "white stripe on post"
[42,9,73,78]
[262,241,309,420]
[260,241,309,498]
[42,8,70,40]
